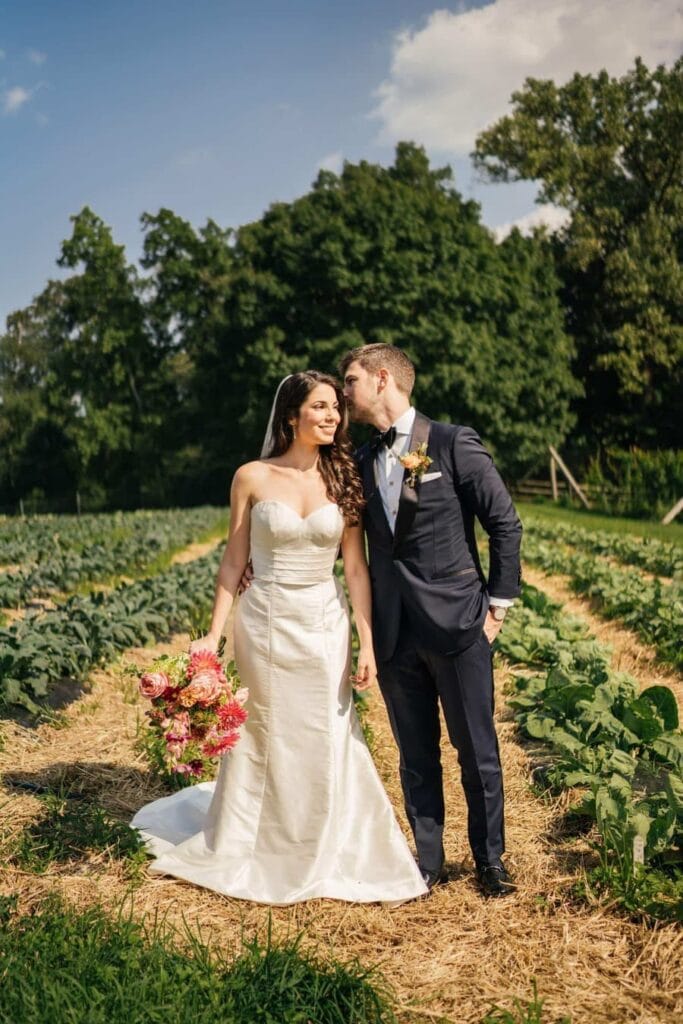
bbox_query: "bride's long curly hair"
[264,371,365,525]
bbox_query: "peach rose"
[139,671,170,699]
[400,453,421,470]
[178,669,225,707]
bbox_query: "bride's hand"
[189,633,220,655]
[352,646,377,691]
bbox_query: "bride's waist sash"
[251,551,337,585]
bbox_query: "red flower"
[187,650,223,679]
[217,700,248,731]
[202,732,240,757]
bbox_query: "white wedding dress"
[131,499,427,904]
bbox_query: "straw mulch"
[0,554,681,1024]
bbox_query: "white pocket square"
[421,471,442,483]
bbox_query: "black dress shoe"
[475,862,516,897]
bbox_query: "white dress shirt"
[375,407,512,609]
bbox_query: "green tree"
[0,283,80,510]
[53,207,169,506]
[474,57,683,450]
[216,143,577,477]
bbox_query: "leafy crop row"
[523,516,682,579]
[0,548,223,714]
[499,586,682,920]
[0,507,219,567]
[521,533,683,670]
[0,506,223,607]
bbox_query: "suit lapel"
[359,447,392,538]
[392,411,431,551]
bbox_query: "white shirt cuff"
[488,597,514,608]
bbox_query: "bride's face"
[291,384,341,447]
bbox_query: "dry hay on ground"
[0,545,681,1023]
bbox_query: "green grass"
[481,981,571,1024]
[516,500,683,545]
[11,791,150,882]
[0,894,399,1024]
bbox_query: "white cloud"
[3,86,33,115]
[316,151,343,175]
[372,0,683,154]
[28,49,47,65]
[493,203,570,241]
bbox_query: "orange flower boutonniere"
[398,442,433,487]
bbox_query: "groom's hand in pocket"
[483,609,505,646]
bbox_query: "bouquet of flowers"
[138,649,248,783]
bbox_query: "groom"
[340,343,522,897]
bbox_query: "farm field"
[0,506,681,1023]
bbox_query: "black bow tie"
[371,426,397,453]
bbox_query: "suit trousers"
[377,618,505,872]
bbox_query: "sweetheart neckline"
[251,499,340,521]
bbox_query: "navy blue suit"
[357,411,522,871]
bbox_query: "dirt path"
[523,564,683,714]
[0,559,681,1022]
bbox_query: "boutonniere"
[399,443,432,487]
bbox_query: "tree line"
[1,58,680,512]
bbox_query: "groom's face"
[342,361,381,425]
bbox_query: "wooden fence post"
[661,497,683,526]
[548,446,592,510]
[550,457,558,502]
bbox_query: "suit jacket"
[357,411,522,662]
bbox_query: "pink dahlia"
[139,671,170,699]
[217,699,248,732]
[202,732,240,757]
[174,759,205,777]
[187,649,223,679]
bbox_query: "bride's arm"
[341,523,377,690]
[189,467,253,654]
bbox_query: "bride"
[131,371,428,904]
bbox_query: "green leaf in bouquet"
[639,686,679,731]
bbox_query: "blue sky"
[1,0,679,328]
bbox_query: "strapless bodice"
[250,500,344,584]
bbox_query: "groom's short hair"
[339,344,415,396]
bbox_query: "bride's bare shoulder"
[232,460,274,490]
[233,460,268,483]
